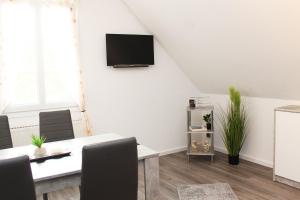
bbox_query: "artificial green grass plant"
[220,87,247,156]
[32,135,46,148]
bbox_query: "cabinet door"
[275,111,300,182]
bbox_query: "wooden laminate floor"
[37,151,300,200]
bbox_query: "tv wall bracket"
[113,64,149,68]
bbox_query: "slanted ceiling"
[123,0,300,99]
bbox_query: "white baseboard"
[159,145,273,168]
[214,146,273,168]
[159,146,187,156]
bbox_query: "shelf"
[187,105,214,111]
[187,151,215,156]
[187,144,214,156]
[187,131,214,134]
[188,126,214,133]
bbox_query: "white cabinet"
[274,105,300,189]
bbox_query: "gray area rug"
[177,183,238,200]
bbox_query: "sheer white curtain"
[0,0,11,114]
[0,0,92,135]
[44,0,93,136]
[0,47,9,114]
[69,0,93,136]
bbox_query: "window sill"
[3,103,80,114]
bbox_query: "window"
[0,0,80,113]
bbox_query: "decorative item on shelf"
[191,140,199,152]
[189,99,196,108]
[202,139,210,153]
[203,113,212,130]
[189,96,212,108]
[191,139,211,153]
[189,125,207,132]
[220,86,248,165]
[32,135,47,157]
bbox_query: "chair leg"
[43,193,48,200]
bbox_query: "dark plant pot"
[228,155,239,165]
[206,123,212,130]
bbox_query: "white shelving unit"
[186,105,214,162]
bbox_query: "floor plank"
[37,151,300,200]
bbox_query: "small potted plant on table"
[32,135,47,157]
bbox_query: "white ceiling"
[123,0,300,99]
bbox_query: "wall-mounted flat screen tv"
[106,34,154,67]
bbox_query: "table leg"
[43,193,48,200]
[35,174,81,195]
[144,156,160,200]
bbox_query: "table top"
[0,133,159,182]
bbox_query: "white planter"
[34,147,47,157]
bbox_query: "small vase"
[228,155,239,165]
[34,147,47,157]
[206,123,212,130]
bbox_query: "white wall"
[122,0,300,167]
[209,94,300,167]
[78,0,201,152]
[123,0,300,100]
[77,0,300,168]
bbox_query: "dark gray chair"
[0,115,13,149]
[80,137,138,200]
[39,110,75,200]
[39,110,74,143]
[0,155,36,200]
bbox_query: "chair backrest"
[80,137,138,200]
[39,110,74,143]
[0,155,36,200]
[0,115,13,149]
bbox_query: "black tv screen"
[106,34,154,67]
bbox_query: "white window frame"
[1,1,79,114]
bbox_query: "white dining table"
[0,133,160,200]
